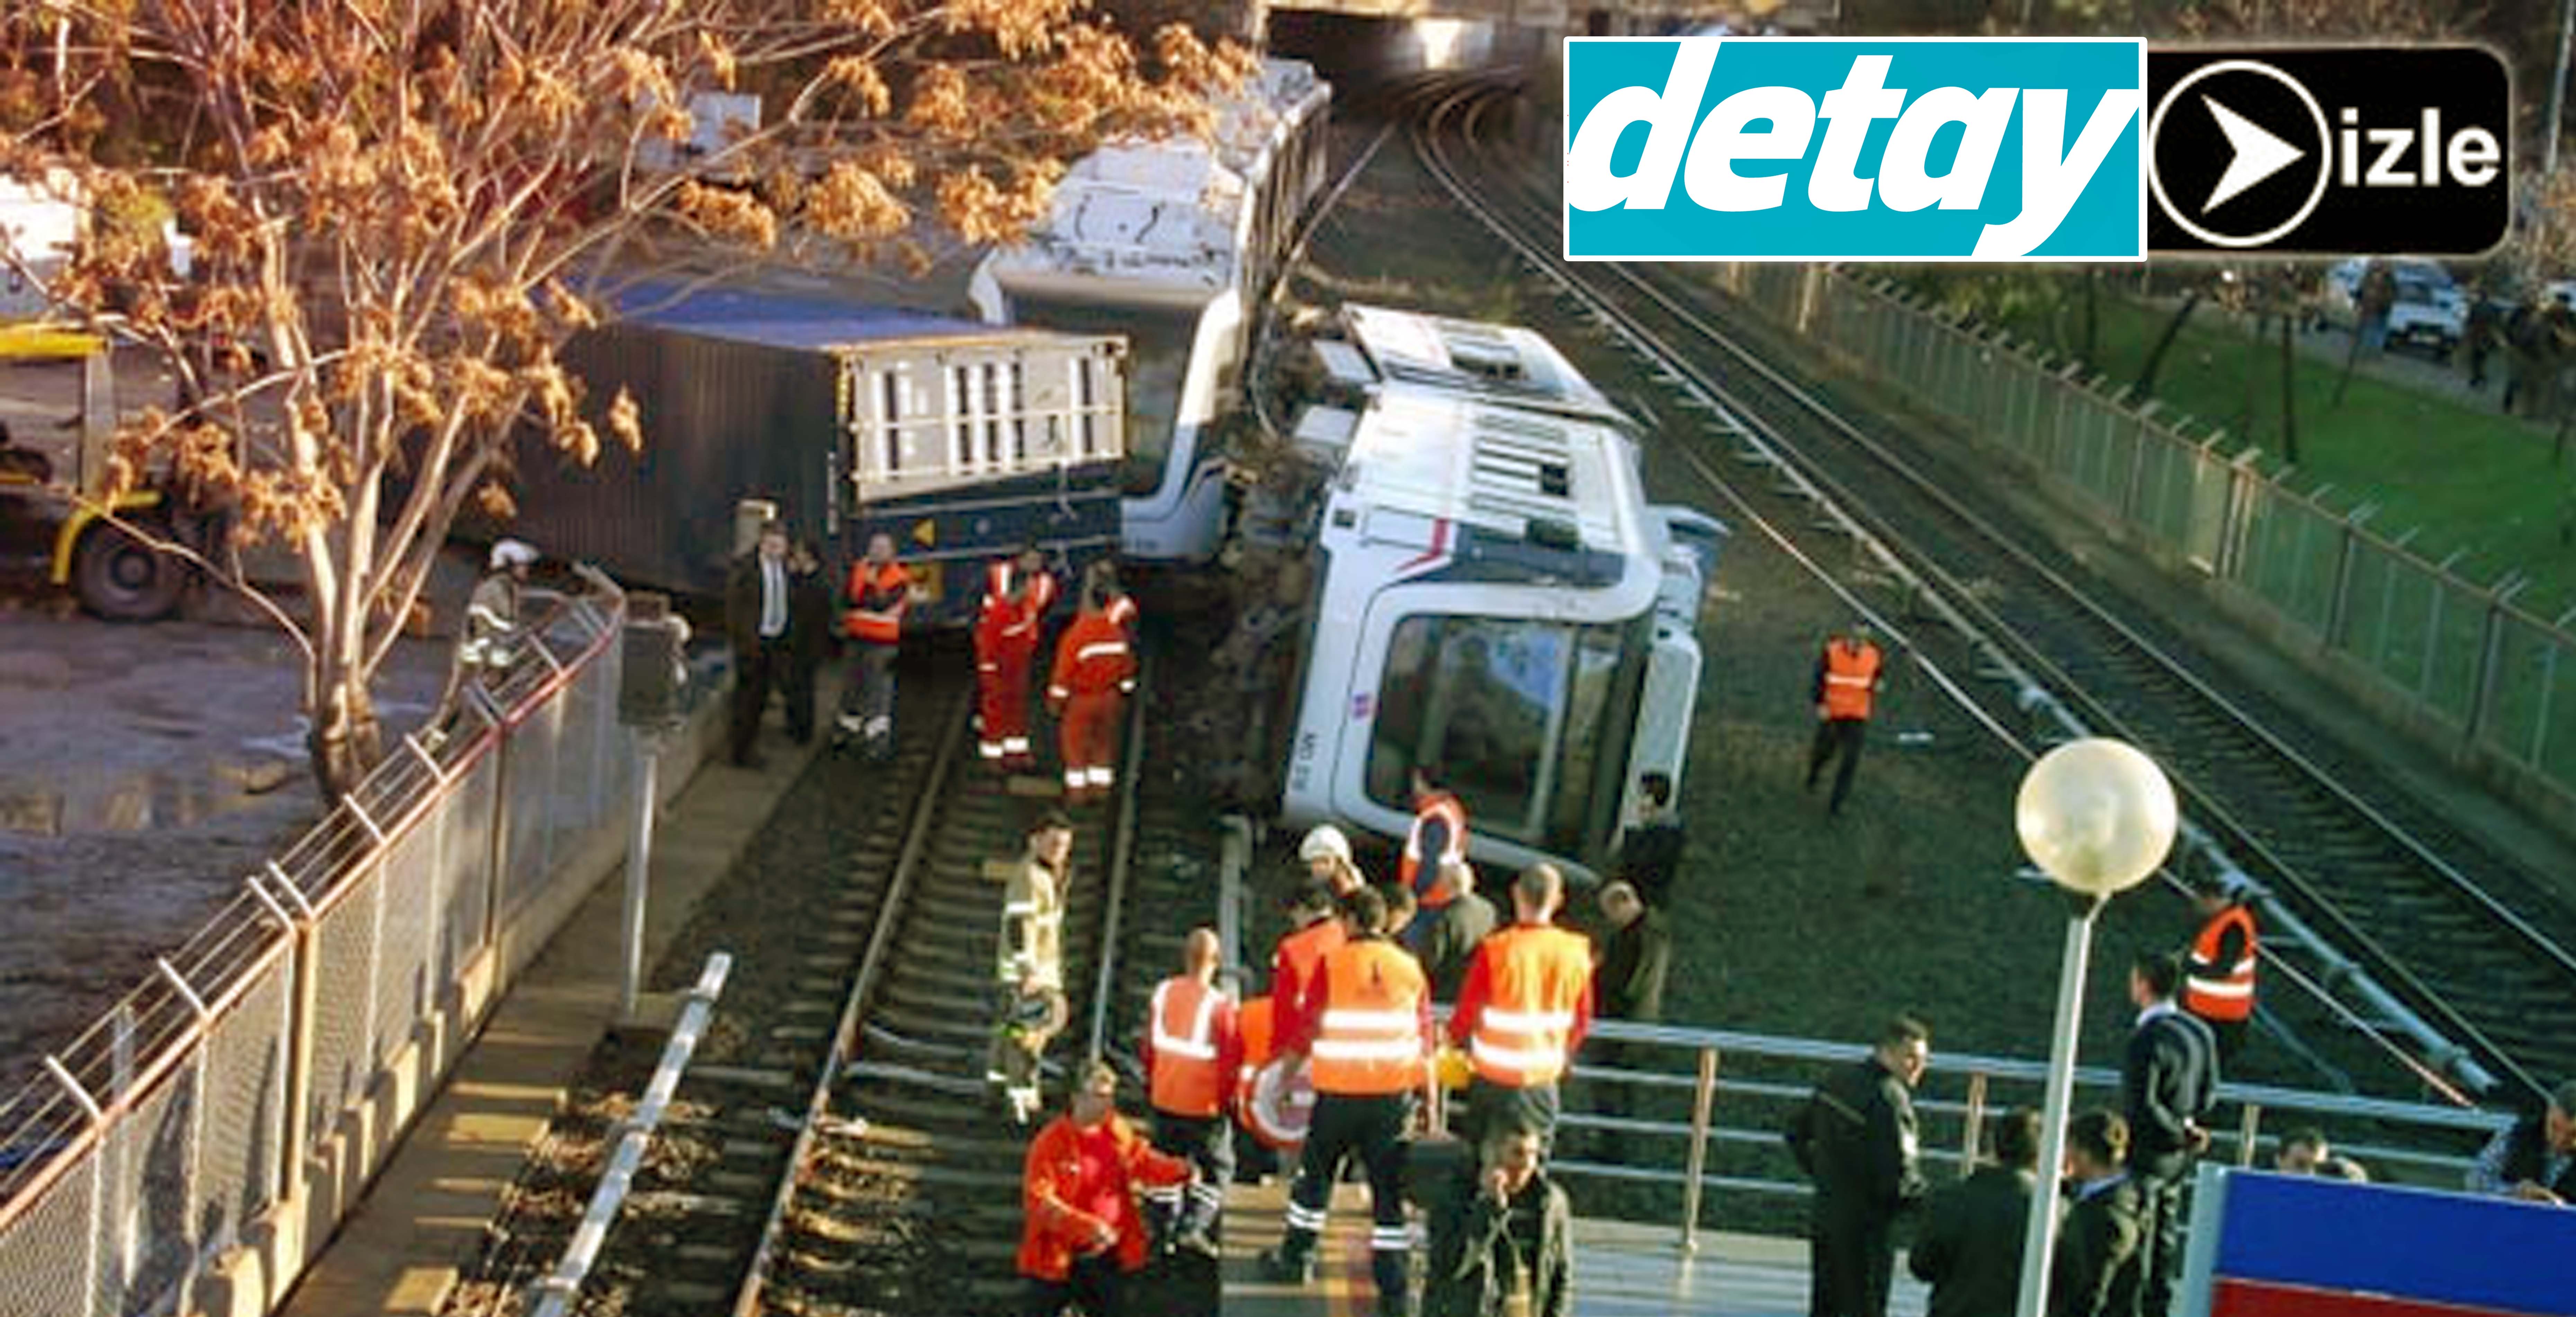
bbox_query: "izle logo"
[1562,38,2147,261]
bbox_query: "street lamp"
[2011,738,2179,1317]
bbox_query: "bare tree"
[0,0,1248,797]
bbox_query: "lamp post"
[2010,739,2179,1317]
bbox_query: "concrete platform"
[1222,1181,1929,1317]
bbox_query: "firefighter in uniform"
[1138,927,1239,1259]
[991,811,1075,1125]
[977,544,1056,772]
[1262,887,1432,1316]
[1805,621,1886,817]
[432,538,538,737]
[1401,765,1470,922]
[2180,875,2258,1065]
[838,532,913,760]
[1299,824,1368,900]
[1446,863,1593,1149]
[1047,576,1136,805]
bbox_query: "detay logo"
[1564,38,2147,261]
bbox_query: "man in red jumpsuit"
[1047,576,1136,805]
[1018,1061,1192,1316]
[977,544,1055,773]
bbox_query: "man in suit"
[1910,1107,2042,1317]
[782,539,832,746]
[1786,1015,1930,1317]
[2052,1110,2145,1317]
[724,520,797,767]
[2122,952,2217,1317]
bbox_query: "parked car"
[2314,258,2465,355]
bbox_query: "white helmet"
[489,539,539,570]
[1297,825,1352,865]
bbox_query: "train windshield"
[1365,614,1648,860]
[1005,293,1198,496]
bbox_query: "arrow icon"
[2202,95,2306,214]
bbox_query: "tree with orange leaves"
[0,0,1249,797]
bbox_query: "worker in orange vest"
[1400,764,1469,918]
[1804,620,1886,816]
[1447,862,1593,1150]
[1138,927,1240,1260]
[976,544,1056,772]
[1260,887,1432,1312]
[1017,1061,1193,1317]
[1268,880,1347,1048]
[837,532,913,761]
[2181,875,2259,1064]
[1046,574,1137,805]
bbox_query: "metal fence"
[0,584,632,1317]
[1713,264,2576,809]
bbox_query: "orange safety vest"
[1105,590,1138,630]
[1821,640,1883,720]
[1308,940,1429,1096]
[1016,1112,1186,1281]
[845,561,911,645]
[1463,925,1593,1087]
[1047,611,1136,701]
[983,560,1056,642]
[1147,976,1230,1118]
[1400,791,1469,900]
[2183,905,2259,1023]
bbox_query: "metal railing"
[0,581,641,1317]
[1710,264,2576,813]
[1544,1019,2513,1251]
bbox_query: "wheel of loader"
[73,518,187,621]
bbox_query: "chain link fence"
[0,583,631,1317]
[1713,263,2576,811]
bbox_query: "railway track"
[1408,79,2576,1105]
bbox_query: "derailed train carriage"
[1242,304,1727,880]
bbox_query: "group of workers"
[719,523,1138,795]
[1004,761,1687,1317]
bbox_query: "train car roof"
[607,277,1079,354]
[1340,303,1632,426]
[1335,386,1642,561]
[978,58,1326,292]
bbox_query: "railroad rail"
[1408,79,2576,1107]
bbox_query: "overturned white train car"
[1268,304,1725,881]
[970,58,1332,563]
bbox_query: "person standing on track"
[1401,764,1470,920]
[1262,887,1433,1317]
[1447,863,1593,1149]
[2180,875,2259,1066]
[977,543,1056,772]
[838,532,913,761]
[1048,573,1137,806]
[723,522,796,767]
[1138,927,1240,1259]
[1805,622,1886,818]
[1017,1060,1193,1317]
[783,539,832,749]
[991,811,1076,1126]
[1786,1014,1930,1317]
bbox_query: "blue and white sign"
[1563,38,2147,261]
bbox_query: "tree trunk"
[2136,288,2201,397]
[2280,306,2300,466]
[307,675,384,801]
[2082,266,2100,363]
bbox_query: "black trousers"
[781,652,818,744]
[729,638,788,762]
[1805,717,1868,815]
[1807,1202,1895,1317]
[1457,1077,1560,1152]
[1283,1091,1414,1306]
[1149,1110,1235,1237]
[1024,1252,1122,1316]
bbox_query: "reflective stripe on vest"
[1149,978,1226,1116]
[1399,792,1469,896]
[1822,641,1882,720]
[2184,906,2259,1022]
[1309,944,1426,1096]
[1467,926,1590,1086]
